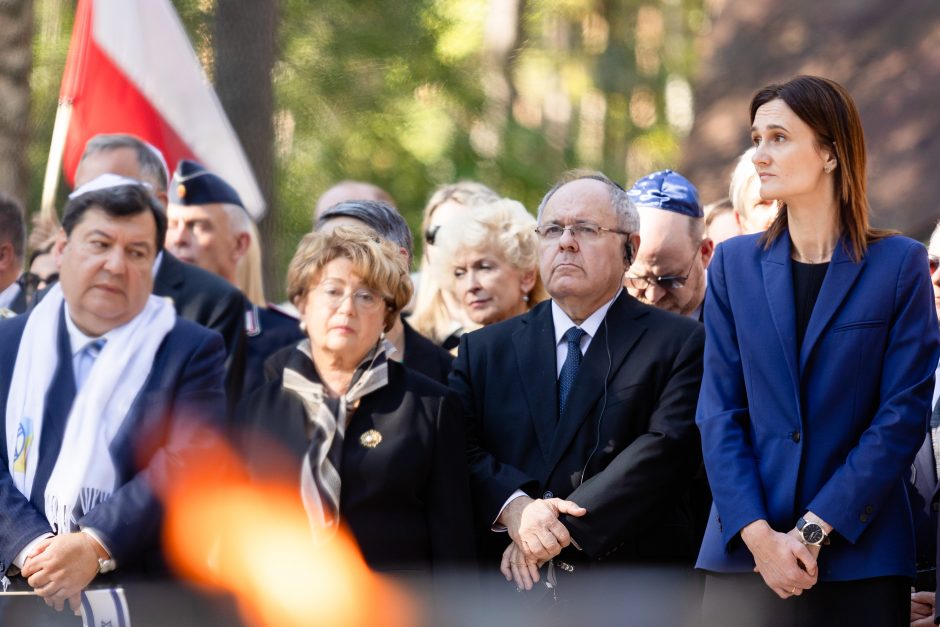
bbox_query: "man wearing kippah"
[625,170,713,321]
[0,177,226,619]
[166,160,302,397]
[625,169,713,552]
[73,134,248,416]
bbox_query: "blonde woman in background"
[729,147,778,233]
[433,198,547,334]
[409,181,499,349]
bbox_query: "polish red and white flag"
[42,0,265,219]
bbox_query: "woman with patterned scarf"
[237,225,475,573]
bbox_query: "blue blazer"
[696,231,940,581]
[0,305,227,576]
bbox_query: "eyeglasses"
[534,222,630,241]
[930,254,939,275]
[625,254,697,292]
[310,281,388,313]
[425,225,441,246]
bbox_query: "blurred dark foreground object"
[0,566,704,627]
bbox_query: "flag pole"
[39,100,73,226]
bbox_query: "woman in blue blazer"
[696,75,940,626]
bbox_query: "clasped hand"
[21,532,102,614]
[498,496,586,590]
[742,520,819,599]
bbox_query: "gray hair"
[536,170,639,234]
[316,199,413,261]
[81,134,170,194]
[0,192,25,261]
[222,202,251,235]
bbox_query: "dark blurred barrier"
[0,566,705,626]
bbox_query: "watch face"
[802,523,824,545]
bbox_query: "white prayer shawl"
[5,283,175,533]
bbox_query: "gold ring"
[790,586,796,594]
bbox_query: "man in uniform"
[166,160,302,397]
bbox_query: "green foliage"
[28,0,705,295]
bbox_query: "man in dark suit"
[624,169,713,322]
[450,171,704,592]
[0,192,27,316]
[0,180,226,617]
[72,134,246,410]
[316,199,454,385]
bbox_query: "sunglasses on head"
[424,224,441,246]
[930,255,940,275]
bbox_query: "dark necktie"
[558,327,587,417]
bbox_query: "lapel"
[31,305,77,507]
[512,303,558,460]
[761,231,801,398]
[153,252,185,301]
[798,238,864,372]
[545,292,646,473]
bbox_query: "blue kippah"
[627,169,702,218]
[172,160,245,209]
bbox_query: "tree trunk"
[213,0,280,299]
[0,0,33,205]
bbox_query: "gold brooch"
[359,429,382,449]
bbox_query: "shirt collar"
[63,303,110,358]
[551,287,622,345]
[0,280,20,309]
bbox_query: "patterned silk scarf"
[282,338,391,537]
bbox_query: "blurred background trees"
[15,0,940,299]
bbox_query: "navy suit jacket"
[696,231,940,581]
[0,306,227,576]
[450,291,704,565]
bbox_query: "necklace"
[793,247,834,264]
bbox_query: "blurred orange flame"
[160,434,418,627]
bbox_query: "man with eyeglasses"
[450,171,704,602]
[0,192,27,318]
[624,170,713,321]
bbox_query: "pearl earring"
[299,320,307,332]
[522,294,530,303]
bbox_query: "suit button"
[543,491,553,498]
[865,505,873,514]
[860,513,868,523]
[791,432,801,443]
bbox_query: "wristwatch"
[796,517,830,546]
[97,557,117,574]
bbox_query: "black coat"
[450,291,704,567]
[237,357,476,572]
[153,252,247,412]
[401,318,454,385]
